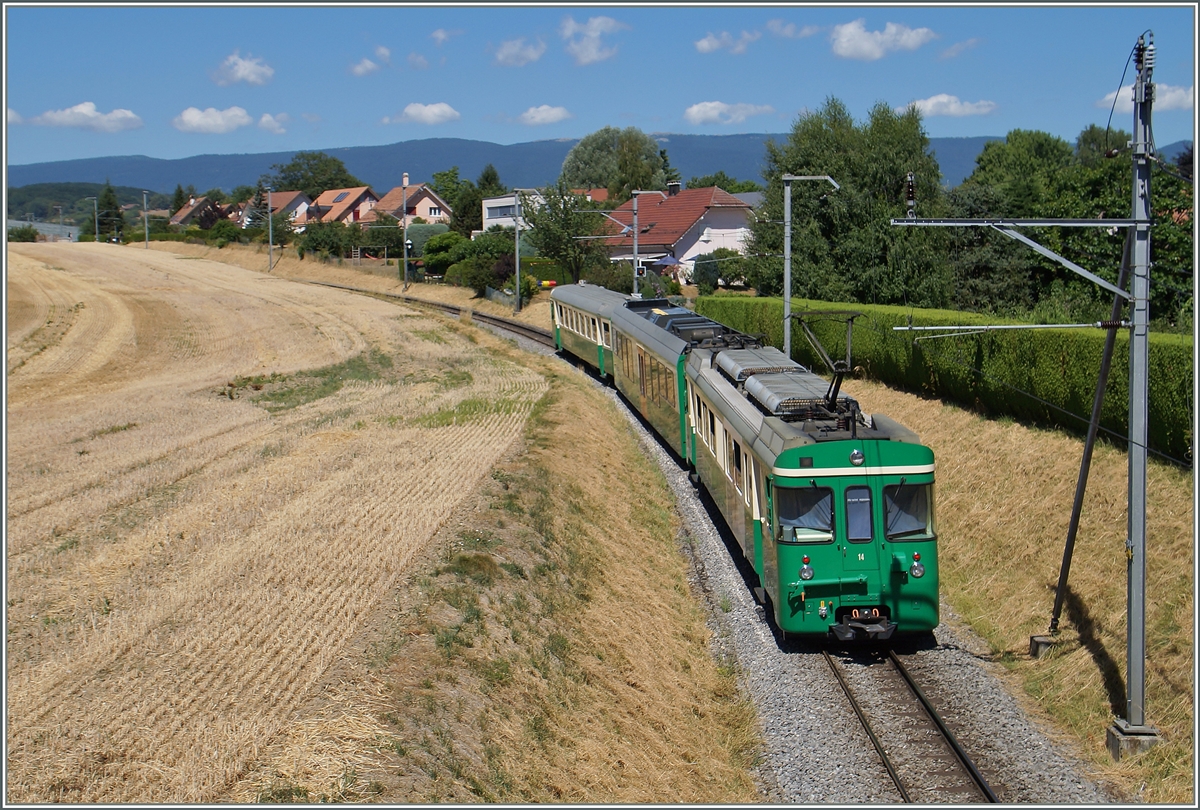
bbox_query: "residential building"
[306,186,379,225]
[365,182,452,226]
[169,195,221,228]
[266,190,312,230]
[599,186,754,281]
[479,187,608,234]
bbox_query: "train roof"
[549,282,631,317]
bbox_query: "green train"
[550,282,938,641]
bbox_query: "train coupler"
[830,614,896,642]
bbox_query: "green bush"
[8,224,40,242]
[697,296,1193,462]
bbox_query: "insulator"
[1097,320,1127,330]
[1145,43,1155,70]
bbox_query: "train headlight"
[849,449,865,466]
[800,556,814,581]
[910,561,926,578]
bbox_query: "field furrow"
[5,243,547,803]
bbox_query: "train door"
[841,483,880,574]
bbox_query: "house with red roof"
[169,195,222,228]
[365,183,452,226]
[266,190,313,228]
[599,185,754,282]
[306,186,379,225]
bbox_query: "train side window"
[729,438,741,485]
[884,483,934,540]
[603,322,611,348]
[846,486,873,543]
[776,486,833,543]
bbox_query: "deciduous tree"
[686,171,763,193]
[262,151,364,200]
[561,126,669,203]
[748,97,950,307]
[520,181,608,283]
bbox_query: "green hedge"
[696,296,1193,463]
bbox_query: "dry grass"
[6,243,547,802]
[145,240,555,332]
[843,379,1193,804]
[228,363,764,803]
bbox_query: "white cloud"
[1098,83,1193,113]
[375,45,391,63]
[29,101,143,132]
[352,58,380,77]
[940,38,979,59]
[431,28,460,46]
[397,102,461,125]
[560,15,628,65]
[767,20,819,39]
[695,31,761,55]
[830,19,936,61]
[409,52,429,70]
[8,107,24,124]
[213,51,274,86]
[684,101,775,125]
[496,37,546,66]
[301,112,321,123]
[171,106,253,134]
[259,113,290,134]
[519,105,571,125]
[899,94,996,117]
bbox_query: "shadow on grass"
[1063,585,1126,716]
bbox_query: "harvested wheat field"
[5,242,553,801]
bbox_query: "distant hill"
[8,135,1190,202]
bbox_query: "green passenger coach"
[549,282,938,642]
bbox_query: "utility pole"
[514,192,522,314]
[54,205,63,241]
[1109,31,1158,759]
[402,173,409,289]
[267,187,273,272]
[629,190,666,297]
[143,191,149,249]
[781,175,839,359]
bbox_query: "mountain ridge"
[7,135,1191,197]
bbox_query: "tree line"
[745,98,1193,331]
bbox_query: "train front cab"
[765,440,938,641]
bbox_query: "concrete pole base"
[1106,720,1161,761]
[1029,635,1056,658]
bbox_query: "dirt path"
[6,243,547,802]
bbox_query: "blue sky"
[4,3,1195,168]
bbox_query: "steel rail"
[822,650,912,803]
[887,650,1000,803]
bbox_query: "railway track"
[824,648,999,803]
[304,280,557,347]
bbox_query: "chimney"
[189,196,196,206]
[667,181,681,196]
